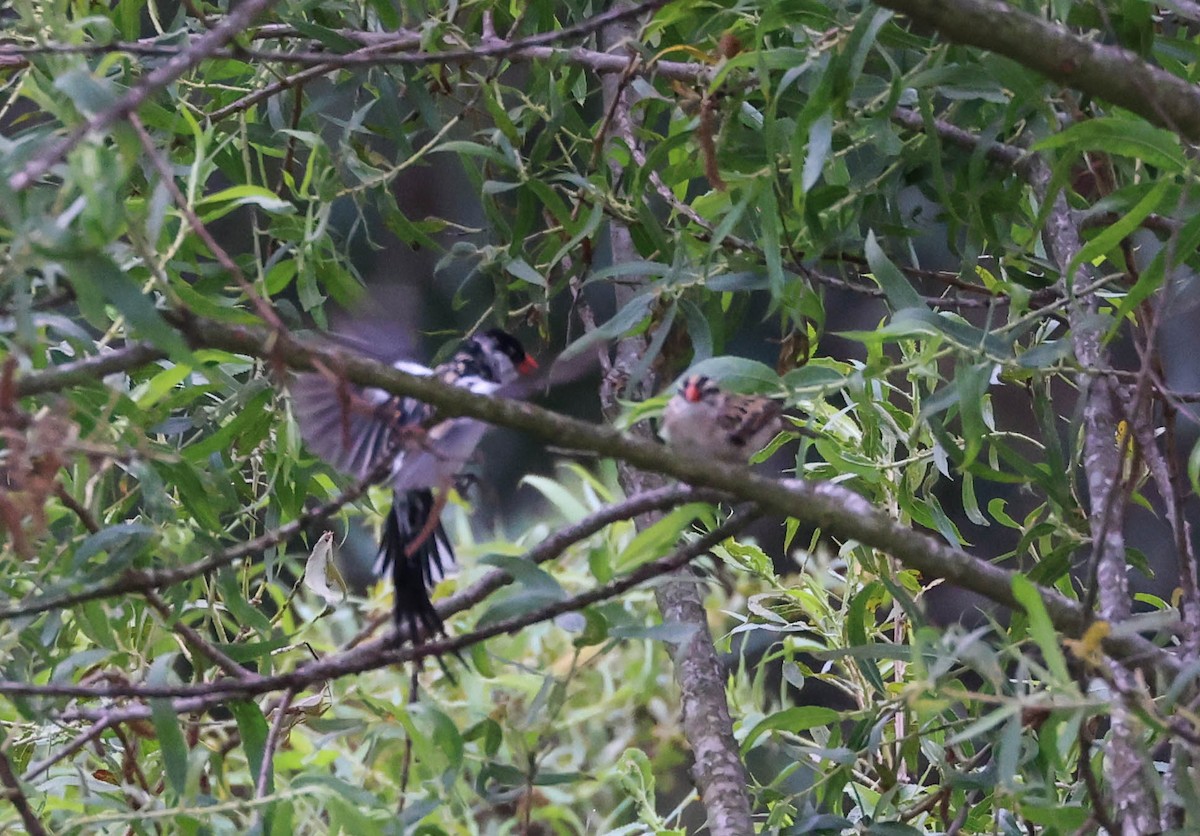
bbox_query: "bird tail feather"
[375,489,456,642]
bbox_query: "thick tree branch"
[1030,156,1158,831]
[137,310,1179,677]
[597,9,754,833]
[874,0,1200,141]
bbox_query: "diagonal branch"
[146,310,1181,677]
[873,0,1200,141]
[0,748,49,836]
[46,512,758,715]
[7,0,284,191]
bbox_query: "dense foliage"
[1,0,1198,833]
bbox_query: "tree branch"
[50,512,757,718]
[153,311,1180,677]
[7,0,284,191]
[595,7,755,832]
[1030,155,1159,830]
[0,748,49,836]
[873,0,1200,141]
[15,343,166,398]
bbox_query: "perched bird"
[290,329,537,642]
[660,373,789,463]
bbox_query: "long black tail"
[375,489,455,643]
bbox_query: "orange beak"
[683,379,703,403]
[518,356,539,375]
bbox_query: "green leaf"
[66,254,188,355]
[557,293,653,363]
[865,232,923,310]
[1188,436,1200,497]
[955,361,993,468]
[520,474,590,520]
[759,184,787,297]
[151,699,189,796]
[504,257,546,287]
[478,554,564,597]
[846,581,888,693]
[802,111,833,193]
[1034,117,1185,171]
[475,589,567,628]
[134,362,192,408]
[1065,180,1170,285]
[615,504,706,572]
[610,621,699,644]
[73,523,155,573]
[53,67,119,116]
[432,140,515,168]
[740,706,840,753]
[674,356,782,394]
[230,700,272,794]
[1010,575,1072,685]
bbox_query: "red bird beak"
[683,379,703,403]
[518,356,539,375]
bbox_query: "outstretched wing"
[289,360,434,481]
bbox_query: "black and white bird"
[291,329,537,642]
[660,373,788,463]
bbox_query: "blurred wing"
[389,417,490,490]
[290,367,432,480]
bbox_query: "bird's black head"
[482,329,535,372]
[456,329,538,384]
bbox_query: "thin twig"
[54,484,99,534]
[21,715,116,781]
[143,589,251,680]
[8,0,285,191]
[206,1,685,122]
[128,113,283,331]
[52,512,757,719]
[0,748,49,836]
[254,686,296,800]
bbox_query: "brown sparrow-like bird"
[660,373,788,463]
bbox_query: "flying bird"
[291,329,537,642]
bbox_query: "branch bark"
[7,0,284,192]
[0,749,48,836]
[132,309,1181,678]
[589,6,756,833]
[873,0,1200,141]
[1031,158,1158,832]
